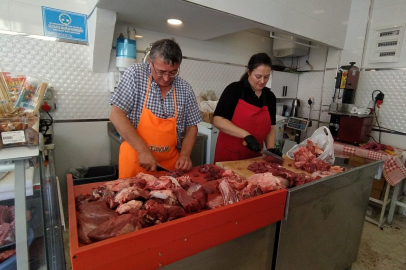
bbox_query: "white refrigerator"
[197,122,219,164]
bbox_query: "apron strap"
[144,76,177,118]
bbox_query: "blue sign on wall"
[42,7,88,42]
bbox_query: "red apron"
[214,90,271,163]
[119,76,179,178]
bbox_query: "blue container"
[116,38,136,59]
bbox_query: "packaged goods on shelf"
[0,113,39,148]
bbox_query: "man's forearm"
[180,125,198,157]
[109,106,150,154]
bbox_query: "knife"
[242,140,284,163]
[260,149,284,163]
[156,164,171,172]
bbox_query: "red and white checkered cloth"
[334,142,406,186]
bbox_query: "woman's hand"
[244,135,262,152]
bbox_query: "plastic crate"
[72,166,118,185]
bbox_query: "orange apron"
[119,76,179,178]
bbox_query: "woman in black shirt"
[213,53,281,162]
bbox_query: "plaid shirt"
[110,63,202,149]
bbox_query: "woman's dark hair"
[150,38,183,65]
[240,53,272,81]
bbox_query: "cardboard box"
[370,188,382,200]
[201,111,214,124]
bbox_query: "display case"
[0,145,65,270]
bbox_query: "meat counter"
[0,145,65,270]
[67,166,287,270]
[215,155,384,270]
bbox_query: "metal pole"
[14,159,29,270]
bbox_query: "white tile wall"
[0,0,10,30]
[296,72,324,120]
[355,70,406,133]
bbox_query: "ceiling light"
[135,35,143,38]
[28,35,57,41]
[0,30,22,35]
[167,19,182,25]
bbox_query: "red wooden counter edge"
[68,174,287,270]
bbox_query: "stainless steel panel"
[275,161,383,270]
[163,224,276,270]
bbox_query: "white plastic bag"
[286,126,335,164]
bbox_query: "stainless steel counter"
[274,161,383,270]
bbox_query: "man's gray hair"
[150,38,183,65]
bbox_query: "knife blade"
[242,140,284,164]
[156,164,171,172]
[260,149,284,163]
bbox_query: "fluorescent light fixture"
[27,35,57,41]
[0,30,22,35]
[167,19,182,25]
[135,35,143,38]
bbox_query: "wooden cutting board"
[215,155,310,179]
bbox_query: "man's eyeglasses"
[151,62,179,78]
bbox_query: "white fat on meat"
[248,173,285,193]
[116,200,143,214]
[136,172,159,183]
[150,190,172,200]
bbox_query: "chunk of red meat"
[163,205,186,221]
[187,184,208,209]
[76,200,117,244]
[132,209,156,227]
[116,200,143,214]
[239,184,263,200]
[294,147,315,162]
[218,179,239,205]
[0,249,16,264]
[0,223,13,246]
[143,200,167,222]
[176,174,193,189]
[306,140,324,155]
[199,164,224,180]
[114,187,150,205]
[173,188,201,213]
[0,205,12,225]
[248,173,285,193]
[150,190,179,206]
[223,175,248,190]
[146,176,173,190]
[87,214,142,242]
[265,155,284,165]
[206,196,224,209]
[166,170,185,178]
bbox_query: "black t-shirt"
[214,79,276,125]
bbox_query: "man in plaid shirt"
[110,39,202,178]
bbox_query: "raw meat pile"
[216,169,285,205]
[76,167,285,245]
[0,205,31,263]
[198,164,225,180]
[248,162,316,187]
[292,140,345,174]
[76,173,200,244]
[247,140,346,187]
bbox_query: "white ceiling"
[96,0,270,40]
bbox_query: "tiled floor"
[352,214,406,270]
[63,214,406,270]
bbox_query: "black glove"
[244,135,262,152]
[267,148,282,157]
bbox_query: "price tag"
[1,131,26,144]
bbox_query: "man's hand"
[138,151,157,171]
[175,155,193,172]
[244,135,262,152]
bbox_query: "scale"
[286,117,310,143]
